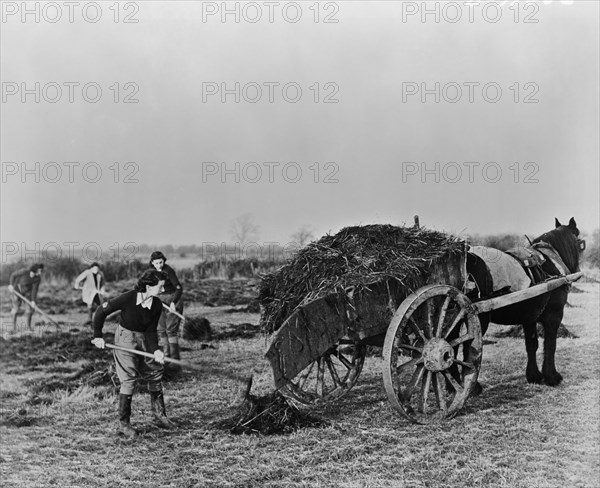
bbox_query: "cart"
[265,247,582,424]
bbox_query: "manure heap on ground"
[215,391,325,435]
[258,224,464,334]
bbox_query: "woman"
[74,262,106,326]
[148,251,184,370]
[8,263,44,332]
[91,269,174,438]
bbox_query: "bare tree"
[291,225,315,247]
[230,213,260,245]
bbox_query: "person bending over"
[8,263,44,332]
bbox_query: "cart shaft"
[471,272,582,314]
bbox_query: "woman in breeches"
[91,269,175,438]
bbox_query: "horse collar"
[533,241,571,276]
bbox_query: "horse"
[466,217,585,387]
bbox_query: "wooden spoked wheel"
[382,285,482,424]
[279,343,367,406]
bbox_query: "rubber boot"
[117,393,137,438]
[168,342,182,375]
[25,312,33,331]
[150,391,175,428]
[10,312,18,333]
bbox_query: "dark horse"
[466,217,585,386]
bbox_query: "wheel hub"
[422,338,454,372]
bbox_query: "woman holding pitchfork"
[148,251,184,372]
[91,269,175,438]
[8,263,44,332]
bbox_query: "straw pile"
[258,224,464,333]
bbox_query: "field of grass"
[0,279,598,488]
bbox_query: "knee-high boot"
[118,393,137,438]
[168,342,182,374]
[150,391,175,428]
[25,312,33,331]
[11,312,18,333]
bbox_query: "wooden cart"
[265,248,582,424]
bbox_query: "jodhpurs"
[157,292,183,346]
[113,325,163,395]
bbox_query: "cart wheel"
[280,343,366,406]
[382,285,482,424]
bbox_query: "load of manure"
[258,224,464,334]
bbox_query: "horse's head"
[534,217,585,273]
[555,217,586,251]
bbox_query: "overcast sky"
[1,0,598,257]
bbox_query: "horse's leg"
[523,321,543,384]
[539,289,568,386]
[471,313,490,396]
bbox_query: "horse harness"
[505,241,571,287]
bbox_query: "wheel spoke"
[325,355,342,388]
[441,369,464,395]
[402,363,425,402]
[434,372,447,414]
[336,351,354,370]
[419,370,432,413]
[297,361,314,390]
[408,317,429,341]
[449,333,474,348]
[316,357,325,397]
[453,358,474,369]
[436,296,451,338]
[443,308,466,339]
[396,356,424,374]
[425,300,435,338]
[397,343,423,354]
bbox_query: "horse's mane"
[533,227,580,273]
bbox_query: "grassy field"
[0,279,598,488]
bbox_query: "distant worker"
[149,251,184,370]
[91,269,174,438]
[74,262,106,326]
[8,263,44,332]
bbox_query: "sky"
[1,0,598,260]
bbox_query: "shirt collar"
[136,293,153,309]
